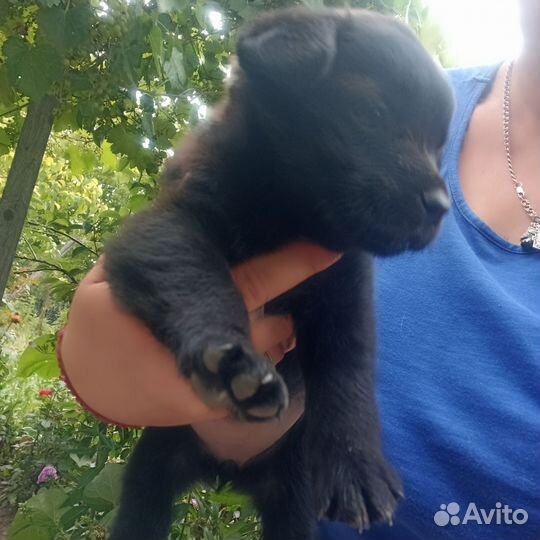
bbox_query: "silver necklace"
[503,61,540,251]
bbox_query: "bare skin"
[460,0,540,245]
[60,244,339,463]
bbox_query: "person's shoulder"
[444,64,500,90]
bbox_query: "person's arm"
[59,242,340,427]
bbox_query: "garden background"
[0,1,447,538]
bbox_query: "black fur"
[106,8,454,540]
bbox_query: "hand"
[59,242,340,428]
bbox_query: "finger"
[232,242,341,312]
[251,315,295,355]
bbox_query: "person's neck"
[513,51,540,118]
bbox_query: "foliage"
[0,357,261,539]
[0,0,446,178]
[0,0,447,538]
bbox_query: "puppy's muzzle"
[421,188,451,225]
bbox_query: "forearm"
[58,243,339,428]
[59,268,226,427]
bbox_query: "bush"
[0,339,260,539]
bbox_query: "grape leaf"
[164,47,186,91]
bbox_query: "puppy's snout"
[421,188,450,222]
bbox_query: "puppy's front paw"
[314,449,403,532]
[184,343,289,421]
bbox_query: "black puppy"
[107,8,453,540]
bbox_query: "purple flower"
[36,465,59,484]
[190,498,199,509]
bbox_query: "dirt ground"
[0,506,14,540]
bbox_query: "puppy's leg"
[105,209,287,421]
[295,253,403,532]
[109,427,215,540]
[239,422,320,540]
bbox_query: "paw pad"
[186,342,289,421]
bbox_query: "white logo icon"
[434,502,529,527]
[434,502,461,526]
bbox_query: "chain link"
[503,61,539,221]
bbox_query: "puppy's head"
[235,8,454,255]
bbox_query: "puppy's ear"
[236,13,337,89]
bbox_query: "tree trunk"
[0,95,57,301]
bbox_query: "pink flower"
[36,465,59,484]
[39,389,54,397]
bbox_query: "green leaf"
[101,141,118,170]
[108,126,142,159]
[0,65,16,109]
[37,6,66,51]
[195,0,207,28]
[69,453,96,468]
[3,36,29,64]
[100,508,118,527]
[128,193,150,212]
[53,105,80,132]
[7,514,54,540]
[157,0,189,12]
[37,0,63,6]
[51,218,70,228]
[148,23,164,76]
[38,3,92,51]
[16,334,60,380]
[65,146,97,176]
[7,487,68,540]
[164,47,186,91]
[0,129,11,156]
[67,72,93,92]
[28,488,68,522]
[48,280,77,302]
[58,505,86,530]
[65,5,92,49]
[5,41,64,100]
[83,463,125,512]
[65,146,85,176]
[142,110,155,138]
[0,1,9,24]
[207,485,253,509]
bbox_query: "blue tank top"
[320,64,540,540]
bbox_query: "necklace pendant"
[521,221,540,252]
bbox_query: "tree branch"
[0,101,30,118]
[15,256,78,284]
[13,268,51,275]
[26,221,98,256]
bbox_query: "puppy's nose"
[421,188,450,221]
